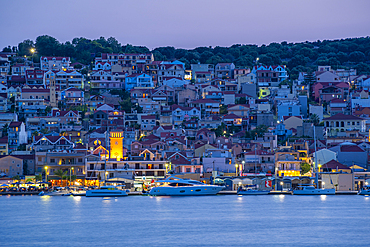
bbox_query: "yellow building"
[110,131,124,161]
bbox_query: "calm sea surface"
[1,194,370,246]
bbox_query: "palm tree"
[54,169,68,187]
[35,174,42,183]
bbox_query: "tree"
[236,97,247,104]
[300,163,311,175]
[12,175,21,181]
[17,39,35,56]
[310,114,320,125]
[35,174,43,183]
[220,105,227,115]
[35,35,61,56]
[54,169,68,187]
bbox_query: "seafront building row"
[0,52,370,191]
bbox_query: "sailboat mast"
[314,125,319,188]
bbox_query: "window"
[78,158,83,163]
[90,164,94,170]
[113,163,117,169]
[186,168,191,172]
[50,159,55,163]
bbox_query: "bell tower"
[110,131,124,161]
[50,73,57,107]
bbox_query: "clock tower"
[110,131,124,161]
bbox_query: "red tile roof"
[340,145,365,152]
[324,113,364,121]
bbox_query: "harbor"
[1,193,370,246]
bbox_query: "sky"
[1,0,370,50]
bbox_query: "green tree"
[35,174,43,183]
[300,163,311,175]
[220,105,227,115]
[54,169,68,187]
[310,114,320,125]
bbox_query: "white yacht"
[149,176,224,196]
[293,185,335,195]
[358,185,370,195]
[38,187,70,196]
[237,185,270,195]
[86,186,128,197]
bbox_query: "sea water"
[1,195,370,246]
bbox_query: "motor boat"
[358,185,370,195]
[149,176,224,196]
[86,186,128,197]
[293,185,335,195]
[237,185,270,195]
[38,187,70,196]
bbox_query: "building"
[215,63,235,79]
[8,122,27,152]
[323,113,366,137]
[253,65,288,87]
[40,57,71,71]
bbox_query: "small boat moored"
[38,187,70,196]
[237,185,270,195]
[358,185,370,195]
[86,186,128,197]
[293,185,335,195]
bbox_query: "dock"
[335,191,358,195]
[0,192,40,196]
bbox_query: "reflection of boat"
[237,185,269,195]
[358,185,370,195]
[39,187,70,196]
[86,186,127,197]
[293,185,335,195]
[149,176,224,196]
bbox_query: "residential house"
[40,56,71,71]
[171,104,201,126]
[190,99,219,115]
[323,113,366,137]
[252,65,288,87]
[8,122,27,152]
[215,63,235,79]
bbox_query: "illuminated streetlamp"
[235,164,238,176]
[242,160,245,176]
[30,48,36,67]
[70,167,74,187]
[165,163,168,174]
[44,166,48,183]
[280,181,284,192]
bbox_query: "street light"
[30,48,36,67]
[280,181,283,192]
[44,166,48,183]
[165,163,168,174]
[70,167,74,187]
[242,161,245,176]
[235,164,238,176]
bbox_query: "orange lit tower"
[110,130,124,161]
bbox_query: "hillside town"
[1,49,370,193]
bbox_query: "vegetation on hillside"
[3,35,370,78]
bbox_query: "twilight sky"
[1,0,370,50]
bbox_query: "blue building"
[272,123,292,140]
[277,102,301,121]
[124,73,153,91]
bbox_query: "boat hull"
[358,190,370,195]
[38,191,70,196]
[293,189,336,195]
[86,190,127,197]
[149,185,224,196]
[237,190,270,195]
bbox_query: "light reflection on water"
[0,195,370,246]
